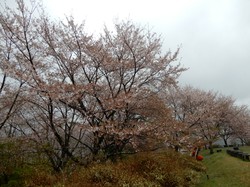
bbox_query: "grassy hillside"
[197,146,250,187]
[0,149,205,187]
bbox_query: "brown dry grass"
[20,150,205,187]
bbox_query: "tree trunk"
[223,138,228,147]
[240,138,245,146]
[209,141,214,154]
[174,145,179,152]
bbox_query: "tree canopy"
[0,0,250,172]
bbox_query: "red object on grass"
[196,155,203,161]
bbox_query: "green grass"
[240,146,250,153]
[197,146,250,187]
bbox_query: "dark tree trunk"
[209,141,214,154]
[174,145,179,152]
[223,138,228,147]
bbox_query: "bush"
[131,151,205,186]
[67,150,205,187]
[0,140,26,186]
[23,169,58,187]
[0,170,23,187]
[0,139,54,187]
[0,148,205,186]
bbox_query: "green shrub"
[0,139,54,186]
[0,170,23,187]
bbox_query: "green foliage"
[0,169,23,187]
[0,139,51,186]
[0,140,22,174]
[0,140,26,186]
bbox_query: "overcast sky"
[4,0,250,106]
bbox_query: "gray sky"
[4,0,250,106]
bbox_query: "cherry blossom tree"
[164,86,217,152]
[0,11,25,132]
[0,0,186,166]
[38,13,185,159]
[216,97,241,147]
[164,86,245,154]
[15,93,91,171]
[231,105,250,146]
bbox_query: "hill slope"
[198,147,250,187]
